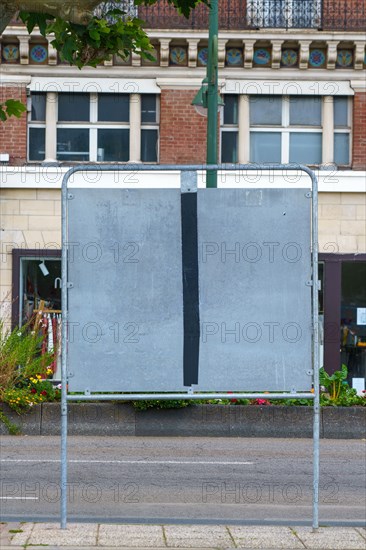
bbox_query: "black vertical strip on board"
[181,191,200,386]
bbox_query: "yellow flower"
[36,375,42,380]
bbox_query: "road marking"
[1,459,253,465]
[0,497,39,500]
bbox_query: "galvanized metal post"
[312,174,320,531]
[60,173,68,529]
[206,0,218,188]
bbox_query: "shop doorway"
[341,261,366,386]
[321,253,366,390]
[12,249,61,328]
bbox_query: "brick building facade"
[0,0,365,383]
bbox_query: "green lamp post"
[192,0,223,188]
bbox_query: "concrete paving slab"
[164,525,233,548]
[2,547,240,550]
[8,522,34,546]
[0,522,26,547]
[98,524,165,547]
[354,528,366,540]
[23,523,98,546]
[228,526,303,549]
[295,527,366,549]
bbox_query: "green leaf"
[0,100,26,122]
[89,29,100,41]
[5,100,26,118]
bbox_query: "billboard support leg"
[312,392,320,531]
[60,164,68,530]
[61,389,68,529]
[312,166,320,532]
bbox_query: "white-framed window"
[221,95,239,164]
[57,92,129,162]
[247,0,321,28]
[333,96,352,166]
[221,95,352,167]
[28,92,46,161]
[141,94,159,162]
[28,92,159,163]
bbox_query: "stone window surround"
[221,95,352,166]
[27,91,159,164]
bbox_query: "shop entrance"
[322,254,366,390]
[341,261,366,387]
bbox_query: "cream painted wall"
[0,188,365,325]
[0,189,61,323]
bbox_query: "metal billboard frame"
[61,164,319,530]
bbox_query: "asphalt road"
[0,436,365,526]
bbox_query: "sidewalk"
[1,522,365,549]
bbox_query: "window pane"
[250,96,282,125]
[223,95,238,125]
[29,128,45,160]
[97,129,129,161]
[289,133,322,164]
[334,97,348,127]
[289,96,321,126]
[141,95,157,123]
[58,93,89,121]
[98,94,129,122]
[31,93,46,121]
[221,131,238,162]
[334,133,350,165]
[141,129,158,162]
[57,129,89,161]
[250,132,281,163]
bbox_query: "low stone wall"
[1,403,365,438]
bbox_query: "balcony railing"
[7,0,366,31]
[137,0,366,31]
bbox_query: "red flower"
[227,391,238,403]
[40,390,47,396]
[31,388,36,394]
[252,398,271,406]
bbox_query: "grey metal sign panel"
[67,188,186,392]
[197,188,312,392]
[67,187,312,393]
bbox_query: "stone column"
[322,96,334,166]
[129,93,141,162]
[44,91,58,164]
[238,94,250,163]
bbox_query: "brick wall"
[0,85,27,165]
[353,92,366,170]
[159,89,208,164]
[138,0,245,30]
[322,0,366,31]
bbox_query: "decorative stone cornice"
[299,40,311,70]
[18,35,30,64]
[271,40,284,70]
[244,39,256,69]
[131,51,142,66]
[159,38,171,67]
[46,36,58,66]
[188,39,200,68]
[217,38,227,68]
[354,42,366,70]
[326,41,340,70]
